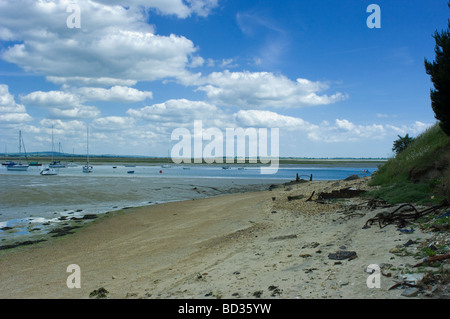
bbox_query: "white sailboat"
[49,126,66,168]
[161,150,172,168]
[82,127,93,173]
[66,148,78,167]
[7,130,29,171]
[40,167,58,175]
[40,126,58,175]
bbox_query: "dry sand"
[0,177,446,299]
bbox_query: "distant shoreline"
[0,156,387,166]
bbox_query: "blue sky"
[0,0,449,158]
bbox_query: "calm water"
[0,162,379,244]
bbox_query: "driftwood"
[317,187,366,200]
[388,282,419,291]
[287,194,304,201]
[363,203,445,229]
[414,253,450,267]
[305,191,315,202]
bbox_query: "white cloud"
[76,86,153,102]
[93,0,218,18]
[234,110,318,131]
[48,106,100,119]
[39,118,86,134]
[21,86,154,120]
[188,56,205,68]
[0,1,200,86]
[232,109,433,146]
[92,116,135,131]
[20,90,100,119]
[46,76,138,87]
[21,90,81,109]
[127,99,229,128]
[0,84,33,123]
[197,70,347,108]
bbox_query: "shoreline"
[0,177,448,299]
[0,178,285,250]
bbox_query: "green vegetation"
[366,124,450,205]
[424,1,450,136]
[364,182,443,205]
[392,134,415,155]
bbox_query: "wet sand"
[0,177,446,299]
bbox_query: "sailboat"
[82,127,93,173]
[49,127,66,168]
[40,127,58,175]
[2,144,13,166]
[7,130,29,171]
[49,147,66,168]
[66,148,78,167]
[161,150,172,168]
[40,167,58,175]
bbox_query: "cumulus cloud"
[0,0,201,86]
[197,71,347,108]
[75,86,153,102]
[231,109,433,145]
[20,90,100,119]
[21,90,82,109]
[93,0,218,18]
[0,84,33,123]
[92,116,136,131]
[234,110,318,131]
[127,99,228,127]
[20,86,153,120]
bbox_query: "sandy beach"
[0,177,448,299]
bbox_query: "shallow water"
[0,163,378,244]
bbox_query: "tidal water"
[0,162,379,244]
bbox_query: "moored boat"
[29,161,42,166]
[82,127,93,174]
[49,161,66,168]
[7,162,29,171]
[7,131,29,171]
[40,167,58,175]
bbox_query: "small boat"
[7,162,29,171]
[49,161,66,168]
[28,161,42,167]
[40,167,58,175]
[127,171,135,174]
[82,165,93,173]
[7,131,29,171]
[2,160,13,166]
[161,150,172,168]
[82,127,93,174]
[222,166,231,170]
[49,127,66,168]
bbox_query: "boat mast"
[86,127,89,165]
[19,130,22,156]
[51,125,54,162]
